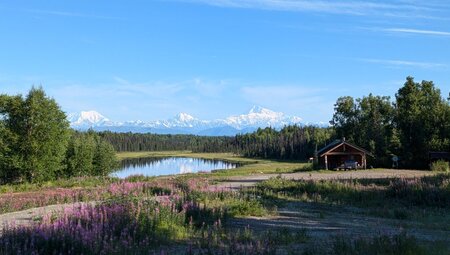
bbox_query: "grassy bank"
[117,151,312,177]
[0,152,307,194]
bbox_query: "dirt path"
[215,169,434,190]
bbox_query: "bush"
[228,199,268,217]
[431,160,449,172]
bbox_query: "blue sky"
[1,0,449,122]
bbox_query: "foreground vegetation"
[0,173,448,254]
[0,176,272,254]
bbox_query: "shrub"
[431,160,449,172]
[228,199,268,217]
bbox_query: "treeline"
[101,125,334,161]
[233,126,334,160]
[332,77,450,168]
[99,132,235,152]
[0,88,118,184]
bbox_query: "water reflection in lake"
[112,157,239,178]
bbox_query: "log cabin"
[317,138,373,170]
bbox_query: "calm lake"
[112,157,239,178]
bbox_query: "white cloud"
[178,0,437,17]
[25,9,121,20]
[361,58,447,69]
[382,28,450,36]
[40,77,240,121]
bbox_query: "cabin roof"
[318,139,373,157]
[429,151,450,160]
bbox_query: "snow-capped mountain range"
[68,106,319,136]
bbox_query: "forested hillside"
[233,126,333,160]
[99,132,235,152]
[100,125,334,161]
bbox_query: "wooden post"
[363,153,366,169]
[325,155,328,170]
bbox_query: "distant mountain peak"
[80,110,108,120]
[248,105,273,114]
[226,106,288,128]
[174,112,195,122]
[67,107,316,135]
[68,110,109,126]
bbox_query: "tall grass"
[1,200,203,254]
[252,174,450,209]
[431,160,449,172]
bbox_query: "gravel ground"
[215,169,435,190]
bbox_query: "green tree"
[395,77,449,168]
[0,94,25,183]
[65,130,118,177]
[358,94,396,166]
[20,87,70,182]
[65,131,96,177]
[331,94,396,167]
[93,138,118,176]
[331,96,359,142]
[0,123,19,182]
[1,87,119,184]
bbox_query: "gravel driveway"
[215,169,435,189]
